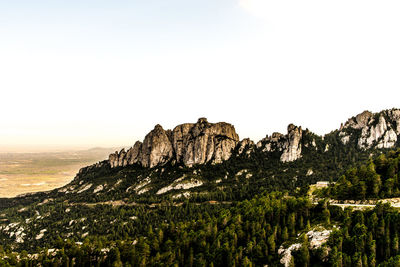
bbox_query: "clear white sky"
[1,0,399,151]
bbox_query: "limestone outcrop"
[140,125,174,168]
[280,124,303,162]
[109,118,239,168]
[257,124,303,162]
[109,141,142,168]
[256,132,284,152]
[175,118,239,166]
[340,109,400,149]
[238,138,255,155]
[126,141,142,165]
[108,109,400,169]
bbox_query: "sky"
[1,0,400,151]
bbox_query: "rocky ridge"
[107,108,400,170]
[339,109,400,149]
[109,118,240,168]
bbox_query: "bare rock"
[339,131,350,145]
[340,109,400,149]
[108,118,239,168]
[238,138,255,155]
[306,229,332,249]
[177,118,239,166]
[257,132,284,152]
[343,110,372,129]
[118,149,127,167]
[355,110,373,129]
[109,152,119,168]
[256,125,303,162]
[171,123,194,162]
[278,243,301,267]
[126,141,142,165]
[280,124,302,162]
[358,115,397,149]
[140,124,174,168]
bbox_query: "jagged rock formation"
[140,125,174,168]
[108,108,400,170]
[256,124,303,162]
[238,138,255,155]
[340,109,400,149]
[109,118,239,168]
[256,132,284,152]
[173,118,239,166]
[280,124,302,162]
[109,141,142,168]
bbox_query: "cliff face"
[280,124,303,162]
[140,125,174,168]
[177,118,239,166]
[256,124,303,163]
[109,118,240,168]
[340,109,400,149]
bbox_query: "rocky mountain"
[53,108,399,214]
[2,108,400,264]
[109,108,400,172]
[109,118,239,168]
[339,109,400,149]
[108,118,305,170]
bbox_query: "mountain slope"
[43,108,400,203]
[1,108,400,263]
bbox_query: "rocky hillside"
[1,108,400,261]
[33,108,395,206]
[1,108,399,208]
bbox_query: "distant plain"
[0,147,119,197]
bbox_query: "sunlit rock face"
[139,124,174,168]
[109,141,142,168]
[340,109,400,150]
[109,118,240,168]
[280,124,302,163]
[256,124,303,163]
[108,108,400,169]
[176,118,239,167]
[237,138,255,155]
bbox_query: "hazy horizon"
[1,0,400,149]
[0,144,123,153]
